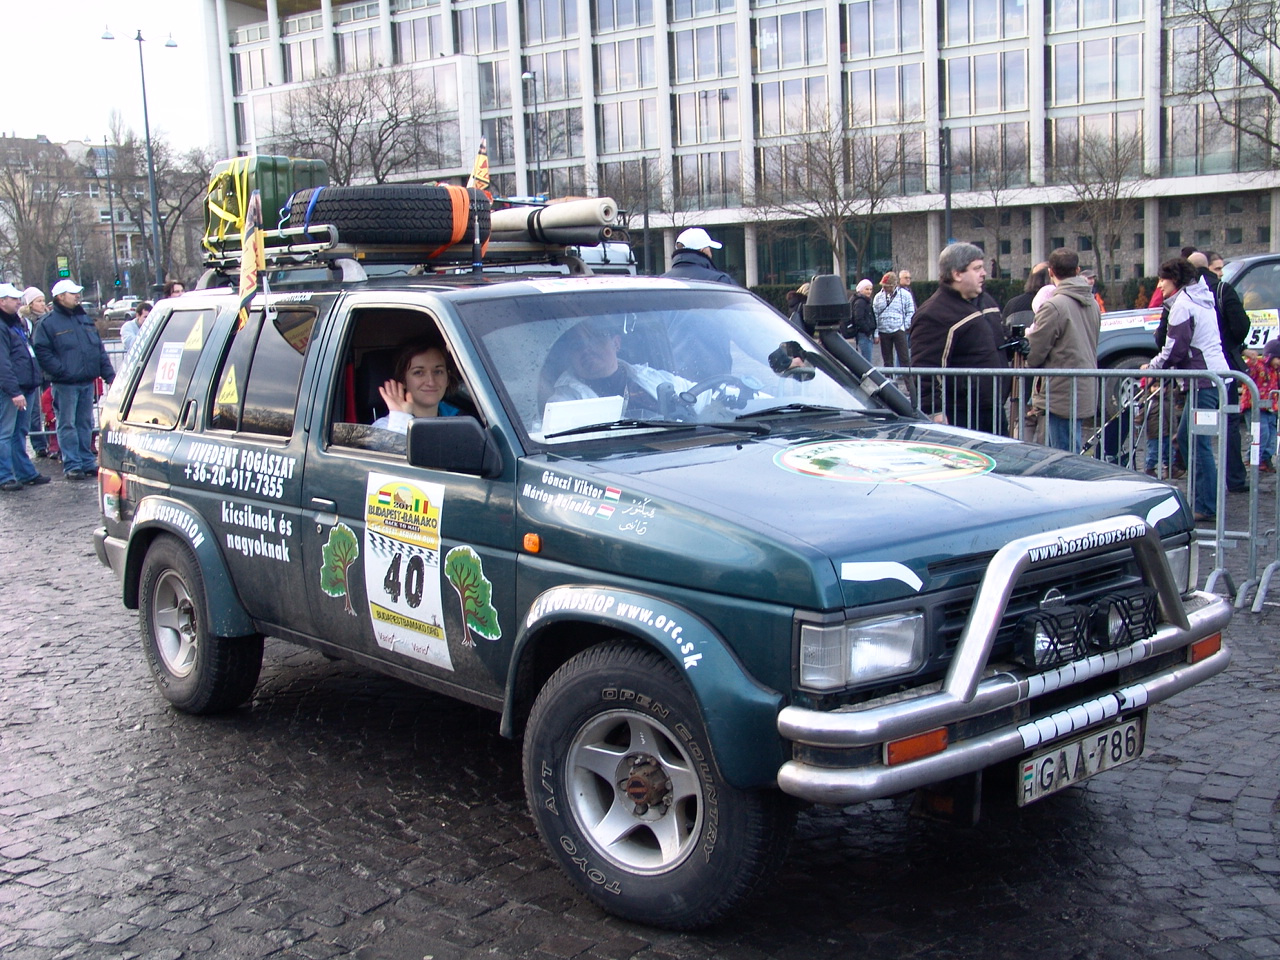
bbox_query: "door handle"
[310,498,337,511]
[181,400,198,430]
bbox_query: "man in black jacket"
[32,279,114,480]
[909,243,1009,434]
[0,282,50,490]
[1194,251,1251,492]
[663,228,738,285]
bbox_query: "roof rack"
[196,222,629,288]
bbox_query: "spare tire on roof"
[287,184,491,247]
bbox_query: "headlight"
[1163,542,1194,596]
[800,612,925,691]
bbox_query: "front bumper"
[776,516,1233,804]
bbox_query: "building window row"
[394,15,444,63]
[675,150,741,210]
[677,88,740,144]
[525,0,578,45]
[848,65,925,125]
[599,97,660,152]
[525,48,582,101]
[597,36,657,93]
[758,77,828,137]
[754,11,825,73]
[1052,35,1141,106]
[674,24,737,83]
[946,0,1028,45]
[671,0,734,21]
[1051,0,1142,32]
[845,0,922,59]
[947,51,1027,117]
[337,26,382,71]
[457,3,508,54]
[594,0,654,33]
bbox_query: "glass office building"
[203,0,1279,286]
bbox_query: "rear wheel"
[139,536,263,714]
[523,641,794,929]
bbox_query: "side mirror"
[406,416,503,478]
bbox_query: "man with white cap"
[32,278,114,480]
[664,227,738,285]
[0,282,50,490]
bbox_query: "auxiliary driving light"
[1089,586,1159,650]
[1015,605,1091,670]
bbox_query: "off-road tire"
[523,641,794,929]
[288,185,490,246]
[139,536,263,714]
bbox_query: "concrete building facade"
[202,0,1280,292]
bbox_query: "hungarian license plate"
[1017,715,1145,806]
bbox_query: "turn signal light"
[1189,633,1221,664]
[100,468,124,521]
[885,727,948,766]
[522,532,541,553]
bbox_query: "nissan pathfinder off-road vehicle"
[94,183,1231,929]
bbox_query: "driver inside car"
[545,317,698,418]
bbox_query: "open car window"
[456,282,879,445]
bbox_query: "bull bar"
[776,516,1234,804]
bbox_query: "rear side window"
[122,308,212,428]
[210,307,316,436]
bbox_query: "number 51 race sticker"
[362,472,453,671]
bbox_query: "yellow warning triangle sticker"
[217,366,239,405]
[183,315,204,351]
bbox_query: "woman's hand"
[379,379,411,414]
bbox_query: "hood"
[1180,277,1216,311]
[1050,276,1096,308]
[517,421,1188,611]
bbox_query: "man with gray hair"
[909,242,1009,433]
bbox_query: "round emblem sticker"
[774,439,995,483]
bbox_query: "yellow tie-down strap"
[203,157,253,254]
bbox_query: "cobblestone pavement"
[1,467,1278,960]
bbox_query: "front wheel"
[522,642,794,929]
[139,536,263,714]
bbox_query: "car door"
[172,298,327,636]
[298,294,518,701]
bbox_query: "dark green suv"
[94,271,1231,928]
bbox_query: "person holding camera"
[1024,248,1102,452]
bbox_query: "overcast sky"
[9,1,214,152]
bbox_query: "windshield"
[455,279,880,445]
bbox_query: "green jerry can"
[204,155,330,254]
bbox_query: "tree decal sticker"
[321,522,360,616]
[443,546,501,647]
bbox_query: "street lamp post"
[103,137,120,292]
[521,70,542,198]
[102,26,176,296]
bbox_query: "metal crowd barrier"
[25,340,129,450]
[882,365,1267,610]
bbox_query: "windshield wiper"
[735,403,845,420]
[545,418,770,440]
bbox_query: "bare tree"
[1171,0,1278,164]
[751,109,905,281]
[106,123,213,288]
[956,133,1023,278]
[1055,130,1147,302]
[0,137,80,287]
[271,69,451,185]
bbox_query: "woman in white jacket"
[1146,257,1229,522]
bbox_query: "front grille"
[934,548,1144,662]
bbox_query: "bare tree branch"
[1172,0,1279,164]
[270,69,451,185]
[1054,129,1147,299]
[750,109,906,280]
[0,138,80,287]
